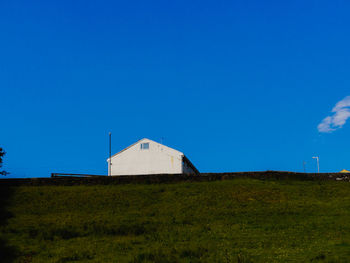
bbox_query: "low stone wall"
[203,171,350,181]
[0,171,349,187]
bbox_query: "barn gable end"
[107,138,199,176]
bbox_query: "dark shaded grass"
[0,187,18,263]
[2,179,350,262]
[9,221,153,241]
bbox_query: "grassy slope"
[1,179,350,262]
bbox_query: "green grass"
[1,178,350,262]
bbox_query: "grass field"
[1,178,350,262]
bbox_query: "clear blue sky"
[2,0,350,177]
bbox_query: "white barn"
[107,138,199,176]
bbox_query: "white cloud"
[318,96,350,133]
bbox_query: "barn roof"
[108,138,183,160]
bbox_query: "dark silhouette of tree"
[0,148,8,176]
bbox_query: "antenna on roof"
[108,132,112,176]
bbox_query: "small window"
[140,143,149,150]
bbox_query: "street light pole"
[312,156,319,174]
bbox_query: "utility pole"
[303,161,306,173]
[312,156,320,174]
[109,132,112,176]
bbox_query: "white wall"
[108,139,184,176]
